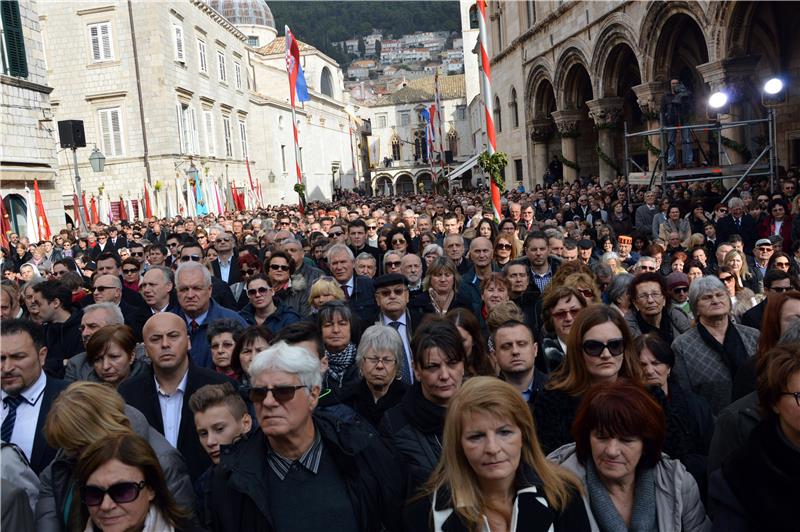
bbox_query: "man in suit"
[1,319,67,475]
[373,274,422,385]
[492,321,548,406]
[140,266,178,315]
[716,197,758,251]
[327,243,378,325]
[92,252,147,310]
[118,312,231,481]
[108,226,128,251]
[91,274,148,341]
[178,242,237,309]
[171,261,247,368]
[210,231,240,286]
[89,230,117,260]
[741,269,793,329]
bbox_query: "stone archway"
[374,175,393,196]
[416,171,433,193]
[527,71,558,185]
[554,52,596,180]
[395,174,414,194]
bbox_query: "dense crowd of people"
[2,172,800,531]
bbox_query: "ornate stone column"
[632,82,665,172]
[697,55,761,166]
[587,97,624,182]
[529,119,553,187]
[551,109,583,182]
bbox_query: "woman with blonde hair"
[307,276,345,312]
[35,382,194,529]
[723,248,759,293]
[404,377,590,531]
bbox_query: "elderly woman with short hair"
[671,275,760,414]
[607,273,634,316]
[339,324,408,428]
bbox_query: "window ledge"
[87,60,120,70]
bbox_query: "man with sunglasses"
[84,253,147,311]
[92,274,148,341]
[666,271,692,320]
[119,312,232,482]
[165,233,182,267]
[373,274,420,384]
[208,341,405,532]
[128,242,146,267]
[741,269,795,329]
[210,231,241,286]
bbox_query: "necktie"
[2,395,24,442]
[389,321,413,384]
[340,284,349,300]
[735,219,741,231]
[190,320,199,334]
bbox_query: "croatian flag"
[285,26,310,104]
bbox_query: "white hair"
[174,261,211,288]
[83,302,124,325]
[248,341,322,389]
[326,243,354,262]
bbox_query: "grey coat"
[624,307,693,339]
[671,324,760,415]
[548,443,711,532]
[63,344,148,383]
[35,405,195,532]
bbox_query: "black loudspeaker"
[445,150,453,164]
[58,120,86,149]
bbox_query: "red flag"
[0,195,11,249]
[143,184,153,218]
[82,192,90,223]
[90,195,99,224]
[33,180,51,240]
[245,159,255,194]
[72,194,80,226]
[118,196,128,221]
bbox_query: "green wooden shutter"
[1,0,28,78]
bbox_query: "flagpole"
[285,26,305,213]
[434,71,447,187]
[477,0,501,222]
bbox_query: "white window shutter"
[90,25,101,61]
[190,107,199,154]
[197,40,207,73]
[235,62,241,89]
[100,23,112,60]
[174,25,184,62]
[239,120,247,158]
[99,109,112,156]
[176,103,185,154]
[110,108,122,156]
[204,111,215,156]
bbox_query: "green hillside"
[269,1,461,64]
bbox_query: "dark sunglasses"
[269,264,290,271]
[329,231,343,237]
[719,275,735,283]
[93,285,118,292]
[130,251,144,257]
[241,267,258,276]
[582,338,625,357]
[247,286,271,296]
[671,286,689,294]
[180,255,202,262]
[385,260,401,268]
[122,268,139,274]
[496,243,512,250]
[377,286,406,297]
[551,308,580,321]
[280,221,291,226]
[82,481,146,506]
[367,226,377,230]
[248,384,307,403]
[392,239,406,245]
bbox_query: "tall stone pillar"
[697,55,761,166]
[587,97,624,183]
[632,82,665,172]
[551,110,583,183]
[530,119,553,186]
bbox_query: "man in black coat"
[210,231,241,286]
[492,321,548,406]
[716,198,758,251]
[208,342,406,532]
[118,313,231,481]
[30,280,83,379]
[741,269,793,329]
[374,274,423,385]
[327,243,378,324]
[1,319,68,475]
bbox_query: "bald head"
[469,237,494,268]
[93,274,122,304]
[142,312,190,375]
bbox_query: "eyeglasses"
[385,261,401,268]
[577,288,595,300]
[719,275,735,283]
[636,292,663,302]
[93,285,118,292]
[280,221,291,226]
[779,390,800,406]
[367,226,377,230]
[774,261,790,268]
[181,255,202,262]
[82,481,146,506]
[757,247,773,252]
[248,384,308,403]
[247,286,271,296]
[269,264,290,271]
[770,286,793,293]
[377,286,406,297]
[241,267,258,276]
[551,308,580,321]
[130,252,144,257]
[582,338,625,357]
[196,234,208,240]
[329,231,343,237]
[364,356,396,367]
[718,209,728,214]
[496,243,512,250]
[392,239,406,245]
[122,268,139,274]
[52,270,67,277]
[671,286,689,294]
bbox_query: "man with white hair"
[207,342,406,531]
[171,261,246,368]
[716,196,758,251]
[326,243,378,323]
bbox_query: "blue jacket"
[172,300,248,368]
[240,301,301,334]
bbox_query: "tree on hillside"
[357,37,366,57]
[375,40,382,59]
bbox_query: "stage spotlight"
[708,91,728,109]
[764,78,784,95]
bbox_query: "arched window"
[3,194,27,235]
[391,135,401,160]
[510,87,519,128]
[320,67,334,98]
[494,96,502,132]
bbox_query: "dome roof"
[206,0,275,29]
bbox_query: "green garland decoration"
[720,135,752,161]
[644,137,661,156]
[595,145,620,173]
[477,151,509,194]
[558,154,580,173]
[594,122,618,131]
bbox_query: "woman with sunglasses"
[768,251,800,283]
[386,226,413,255]
[38,382,194,530]
[533,305,644,454]
[229,254,262,310]
[541,286,589,374]
[239,274,301,334]
[72,432,197,532]
[494,234,517,267]
[266,250,310,317]
[120,257,141,293]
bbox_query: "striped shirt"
[267,430,323,480]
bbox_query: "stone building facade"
[1,0,60,234]
[476,1,798,189]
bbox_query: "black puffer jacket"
[208,411,406,532]
[380,382,445,490]
[42,309,84,379]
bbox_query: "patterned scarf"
[325,343,357,386]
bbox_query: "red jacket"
[758,214,792,252]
